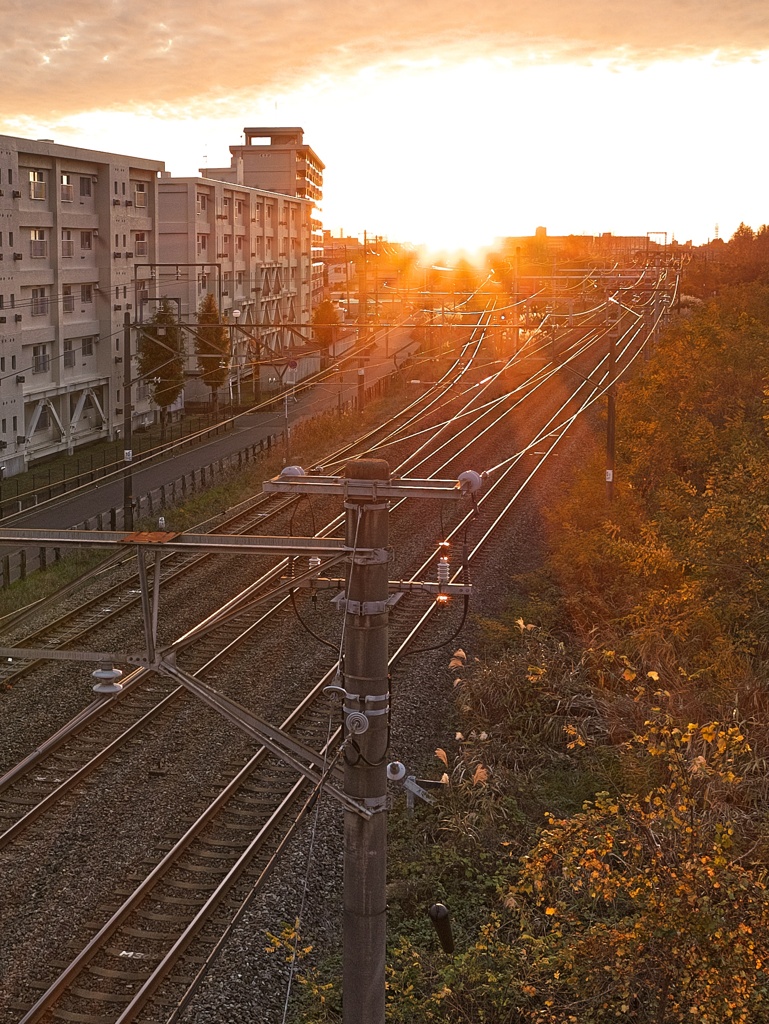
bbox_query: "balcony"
[60,184,74,202]
[30,240,48,258]
[61,240,75,258]
[30,181,46,200]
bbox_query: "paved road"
[7,325,419,534]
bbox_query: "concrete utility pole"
[342,458,390,1024]
[606,322,617,502]
[122,312,134,531]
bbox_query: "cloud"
[2,0,767,119]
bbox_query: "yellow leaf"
[440,772,450,785]
[472,763,489,786]
[647,670,660,681]
[623,669,637,682]
[545,906,557,916]
[435,747,448,766]
[448,658,464,670]
[453,648,467,660]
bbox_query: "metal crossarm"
[263,474,464,500]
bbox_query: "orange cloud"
[1,0,765,118]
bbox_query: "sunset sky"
[2,1,768,255]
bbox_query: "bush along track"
[291,281,769,1023]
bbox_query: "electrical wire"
[280,704,339,1024]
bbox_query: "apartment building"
[155,175,315,401]
[202,128,325,308]
[0,135,163,476]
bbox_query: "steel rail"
[9,308,648,1022]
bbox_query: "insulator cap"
[458,470,483,494]
[280,465,306,477]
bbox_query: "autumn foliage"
[293,270,769,1023]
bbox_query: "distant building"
[155,175,315,401]
[0,134,163,476]
[201,128,324,309]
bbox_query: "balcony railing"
[30,240,48,258]
[61,239,75,258]
[60,184,74,202]
[30,180,46,200]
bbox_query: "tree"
[312,299,340,368]
[137,298,185,440]
[195,292,229,412]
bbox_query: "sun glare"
[7,50,769,249]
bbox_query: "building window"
[35,405,50,431]
[236,199,243,216]
[196,193,208,214]
[222,235,231,256]
[80,176,92,198]
[60,173,74,202]
[197,233,207,258]
[63,339,75,367]
[29,169,46,200]
[33,344,50,373]
[81,336,94,356]
[30,229,48,258]
[81,283,93,304]
[198,273,208,292]
[236,235,244,253]
[134,182,147,208]
[31,288,49,316]
[62,285,75,313]
[80,230,92,250]
[61,229,74,258]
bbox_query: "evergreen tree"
[195,292,229,411]
[137,298,185,440]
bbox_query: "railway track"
[1,297,661,1023]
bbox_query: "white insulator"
[386,761,407,782]
[92,664,124,695]
[280,465,306,478]
[458,470,483,494]
[346,711,370,735]
[437,557,450,585]
[309,556,322,570]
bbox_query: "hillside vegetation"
[295,239,769,1022]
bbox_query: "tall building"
[155,174,315,400]
[202,128,324,308]
[0,135,163,476]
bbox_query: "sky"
[2,1,769,256]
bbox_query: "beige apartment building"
[155,175,315,401]
[202,127,325,308]
[0,127,326,477]
[0,135,163,477]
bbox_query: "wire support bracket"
[331,592,403,616]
